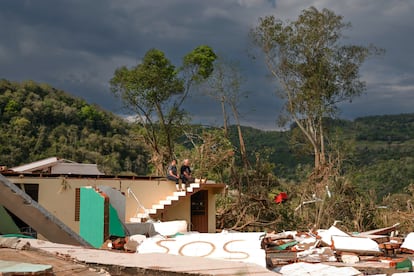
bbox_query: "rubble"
[89,221,414,275]
[261,222,414,275]
[3,221,414,275]
[0,237,31,250]
[277,262,363,276]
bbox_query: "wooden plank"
[358,223,400,236]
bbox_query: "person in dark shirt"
[166,159,180,191]
[180,159,195,189]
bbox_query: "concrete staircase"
[130,182,201,222]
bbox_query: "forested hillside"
[349,114,414,198]
[231,114,414,199]
[227,126,313,180]
[1,79,412,199]
[0,79,149,175]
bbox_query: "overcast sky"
[1,0,413,130]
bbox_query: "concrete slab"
[137,231,266,267]
[23,238,278,275]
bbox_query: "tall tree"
[204,58,250,174]
[110,46,216,174]
[250,7,381,180]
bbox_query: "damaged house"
[0,157,225,247]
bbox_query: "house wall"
[79,187,125,248]
[0,205,20,234]
[163,196,190,227]
[6,176,222,236]
[79,187,107,248]
[208,189,217,233]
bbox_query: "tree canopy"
[110,46,217,174]
[250,6,382,180]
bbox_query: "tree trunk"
[319,117,326,166]
[155,103,173,161]
[221,96,228,137]
[314,147,321,172]
[231,103,249,171]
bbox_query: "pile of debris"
[262,222,414,274]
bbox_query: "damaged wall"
[79,187,125,248]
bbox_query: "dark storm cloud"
[0,0,413,130]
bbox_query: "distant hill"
[227,113,414,199]
[0,79,149,175]
[349,114,414,199]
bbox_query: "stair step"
[129,211,152,222]
[190,183,200,188]
[159,199,172,205]
[167,195,179,201]
[147,208,157,214]
[135,188,200,219]
[173,191,186,197]
[152,204,164,210]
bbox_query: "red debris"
[274,192,288,204]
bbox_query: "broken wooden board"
[266,250,297,267]
[353,233,389,244]
[358,223,400,236]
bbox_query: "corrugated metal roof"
[52,163,104,175]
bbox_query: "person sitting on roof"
[180,159,195,189]
[166,159,180,191]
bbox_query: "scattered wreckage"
[3,221,414,275]
[262,222,414,275]
[99,221,414,275]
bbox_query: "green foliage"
[250,6,383,176]
[0,79,149,175]
[354,113,414,142]
[183,45,217,81]
[228,125,312,180]
[110,46,217,174]
[187,129,234,182]
[111,49,184,110]
[1,76,412,232]
[251,7,381,118]
[227,113,414,202]
[348,157,414,200]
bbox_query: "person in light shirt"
[180,159,195,190]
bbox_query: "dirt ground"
[0,248,109,276]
